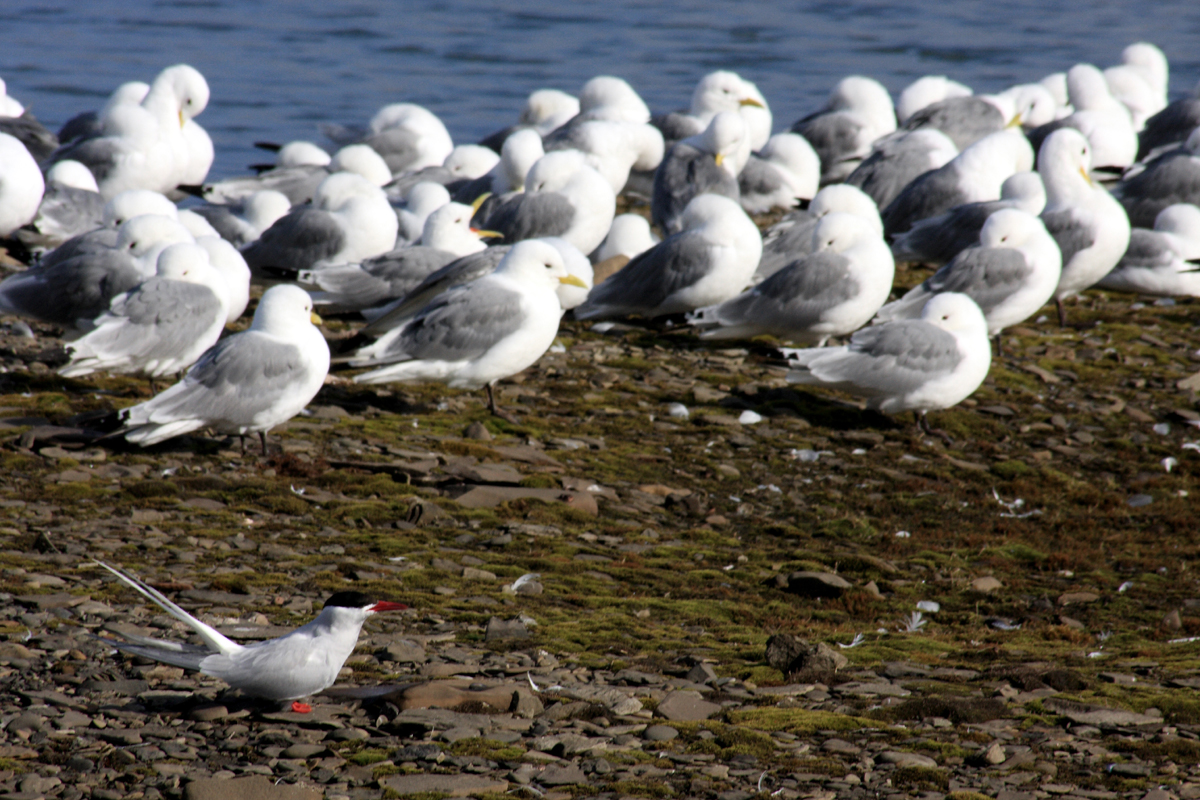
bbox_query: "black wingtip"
[176,184,206,198]
[254,141,283,152]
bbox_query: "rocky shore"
[0,245,1198,800]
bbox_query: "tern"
[93,561,407,713]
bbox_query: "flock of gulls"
[0,45,1198,450]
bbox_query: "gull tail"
[92,561,241,656]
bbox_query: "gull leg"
[1056,297,1068,328]
[485,384,520,425]
[918,412,954,446]
[259,431,269,456]
[994,334,1003,358]
[239,435,246,456]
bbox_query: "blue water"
[3,1,1199,180]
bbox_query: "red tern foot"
[291,701,312,714]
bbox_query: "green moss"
[125,480,178,498]
[347,748,391,765]
[725,708,876,734]
[445,738,526,760]
[608,781,674,797]
[892,766,949,791]
[991,460,1031,480]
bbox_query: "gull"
[652,111,746,234]
[19,160,104,252]
[689,213,893,345]
[755,184,883,282]
[0,214,194,331]
[300,201,501,312]
[0,132,44,237]
[93,560,406,713]
[882,128,1034,237]
[59,242,228,379]
[896,76,973,123]
[473,149,615,256]
[890,171,1047,266]
[241,171,399,281]
[350,240,587,421]
[1097,203,1200,297]
[322,103,453,175]
[117,284,329,454]
[1038,128,1132,324]
[576,194,762,320]
[789,76,897,184]
[876,208,1062,342]
[1112,127,1200,228]
[846,129,958,211]
[786,292,992,437]
[738,132,821,214]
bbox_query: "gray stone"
[539,764,589,786]
[1045,698,1163,728]
[655,690,722,721]
[325,727,370,742]
[822,738,861,755]
[382,639,427,663]
[984,742,1007,764]
[764,634,849,674]
[643,724,679,741]
[464,421,493,440]
[188,705,228,722]
[686,663,719,684]
[382,774,509,796]
[95,728,142,745]
[485,616,530,640]
[1109,763,1151,777]
[183,776,322,800]
[281,743,327,759]
[511,691,544,718]
[877,751,937,768]
[783,571,851,598]
[463,566,497,581]
[440,726,481,742]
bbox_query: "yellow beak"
[714,153,725,168]
[739,98,765,109]
[1079,165,1095,186]
[310,312,323,325]
[470,228,504,239]
[559,275,588,288]
[1005,111,1024,129]
[178,110,185,129]
[470,192,493,213]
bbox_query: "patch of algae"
[724,708,878,735]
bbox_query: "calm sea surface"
[3,1,1199,180]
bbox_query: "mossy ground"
[1,227,1199,794]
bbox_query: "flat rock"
[655,690,722,721]
[486,616,530,640]
[971,576,1004,593]
[1044,698,1162,727]
[452,485,597,515]
[783,571,851,598]
[538,764,589,786]
[382,774,509,796]
[877,751,937,768]
[643,724,679,741]
[1058,591,1099,605]
[183,776,321,800]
